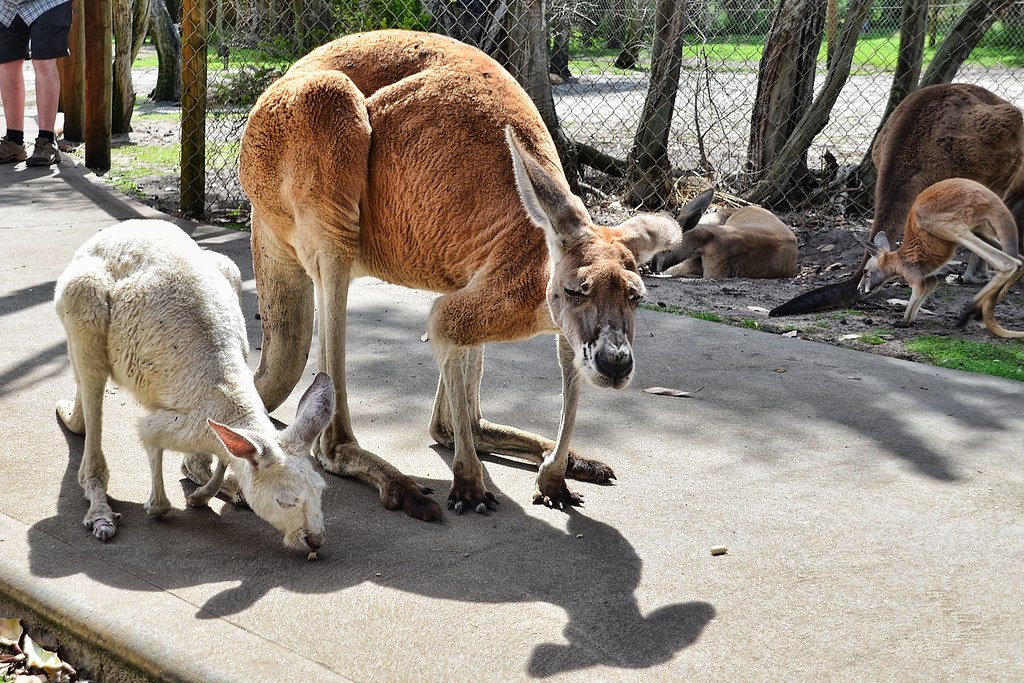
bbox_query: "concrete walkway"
[1,158,1023,682]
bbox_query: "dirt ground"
[97,105,1024,370]
[622,202,1024,364]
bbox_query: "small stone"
[307,552,318,561]
[709,545,728,556]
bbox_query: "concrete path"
[1,158,1023,682]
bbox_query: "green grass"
[906,336,1024,382]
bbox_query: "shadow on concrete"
[31,416,715,676]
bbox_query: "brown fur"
[771,83,1024,316]
[859,178,1024,337]
[660,206,798,279]
[239,30,681,516]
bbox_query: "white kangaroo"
[858,178,1024,337]
[239,30,681,516]
[648,189,799,279]
[54,219,335,552]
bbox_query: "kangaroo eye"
[564,286,585,298]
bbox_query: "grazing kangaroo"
[648,189,798,278]
[240,30,680,516]
[55,220,335,551]
[858,178,1024,337]
[771,83,1024,316]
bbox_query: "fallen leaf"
[782,330,798,338]
[643,387,692,397]
[838,333,862,341]
[22,634,63,674]
[0,618,23,647]
[818,243,836,252]
[746,306,770,314]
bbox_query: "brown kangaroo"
[858,178,1024,336]
[771,83,1024,316]
[239,30,681,518]
[649,189,798,279]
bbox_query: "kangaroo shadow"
[30,418,715,676]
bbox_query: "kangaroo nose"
[595,349,633,383]
[306,533,325,551]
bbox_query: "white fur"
[54,219,334,552]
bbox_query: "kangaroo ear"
[872,231,891,251]
[856,234,884,256]
[208,419,265,469]
[605,213,682,265]
[674,189,715,232]
[281,372,335,450]
[506,126,589,260]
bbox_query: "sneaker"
[26,137,60,167]
[0,136,27,164]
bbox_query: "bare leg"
[185,457,228,508]
[31,59,59,133]
[900,275,940,326]
[181,453,243,505]
[0,61,25,132]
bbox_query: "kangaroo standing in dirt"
[239,30,681,517]
[772,83,1024,316]
[55,220,335,551]
[648,189,798,279]
[858,178,1024,337]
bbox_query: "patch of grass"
[133,111,180,122]
[906,336,1024,382]
[689,311,724,323]
[740,319,761,330]
[860,333,890,346]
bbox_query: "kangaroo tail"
[769,277,861,317]
[979,296,1024,338]
[250,214,315,411]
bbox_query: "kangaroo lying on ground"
[648,189,798,278]
[239,30,680,516]
[858,178,1024,337]
[772,82,1024,316]
[55,220,334,552]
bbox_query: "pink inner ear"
[207,419,259,464]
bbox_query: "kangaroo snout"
[305,532,325,552]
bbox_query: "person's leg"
[0,15,31,162]
[31,58,59,136]
[0,60,26,133]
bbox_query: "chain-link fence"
[148,0,1024,218]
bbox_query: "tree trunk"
[424,0,509,56]
[614,6,643,70]
[625,0,686,209]
[919,0,1015,87]
[506,0,577,187]
[851,0,928,209]
[745,0,826,193]
[149,0,181,102]
[745,0,874,206]
[549,17,572,80]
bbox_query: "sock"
[6,129,24,145]
[38,130,55,143]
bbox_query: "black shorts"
[0,3,73,64]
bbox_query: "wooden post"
[181,0,208,218]
[58,0,86,142]
[84,0,112,170]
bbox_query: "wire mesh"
[153,0,1024,218]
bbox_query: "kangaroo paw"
[382,477,442,522]
[83,510,121,541]
[447,480,499,515]
[567,452,616,483]
[533,478,583,509]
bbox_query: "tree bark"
[745,0,874,206]
[625,0,686,209]
[919,0,1015,87]
[110,0,150,133]
[506,0,577,187]
[744,0,826,193]
[149,0,181,102]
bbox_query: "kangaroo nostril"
[595,350,633,380]
[306,533,324,551]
